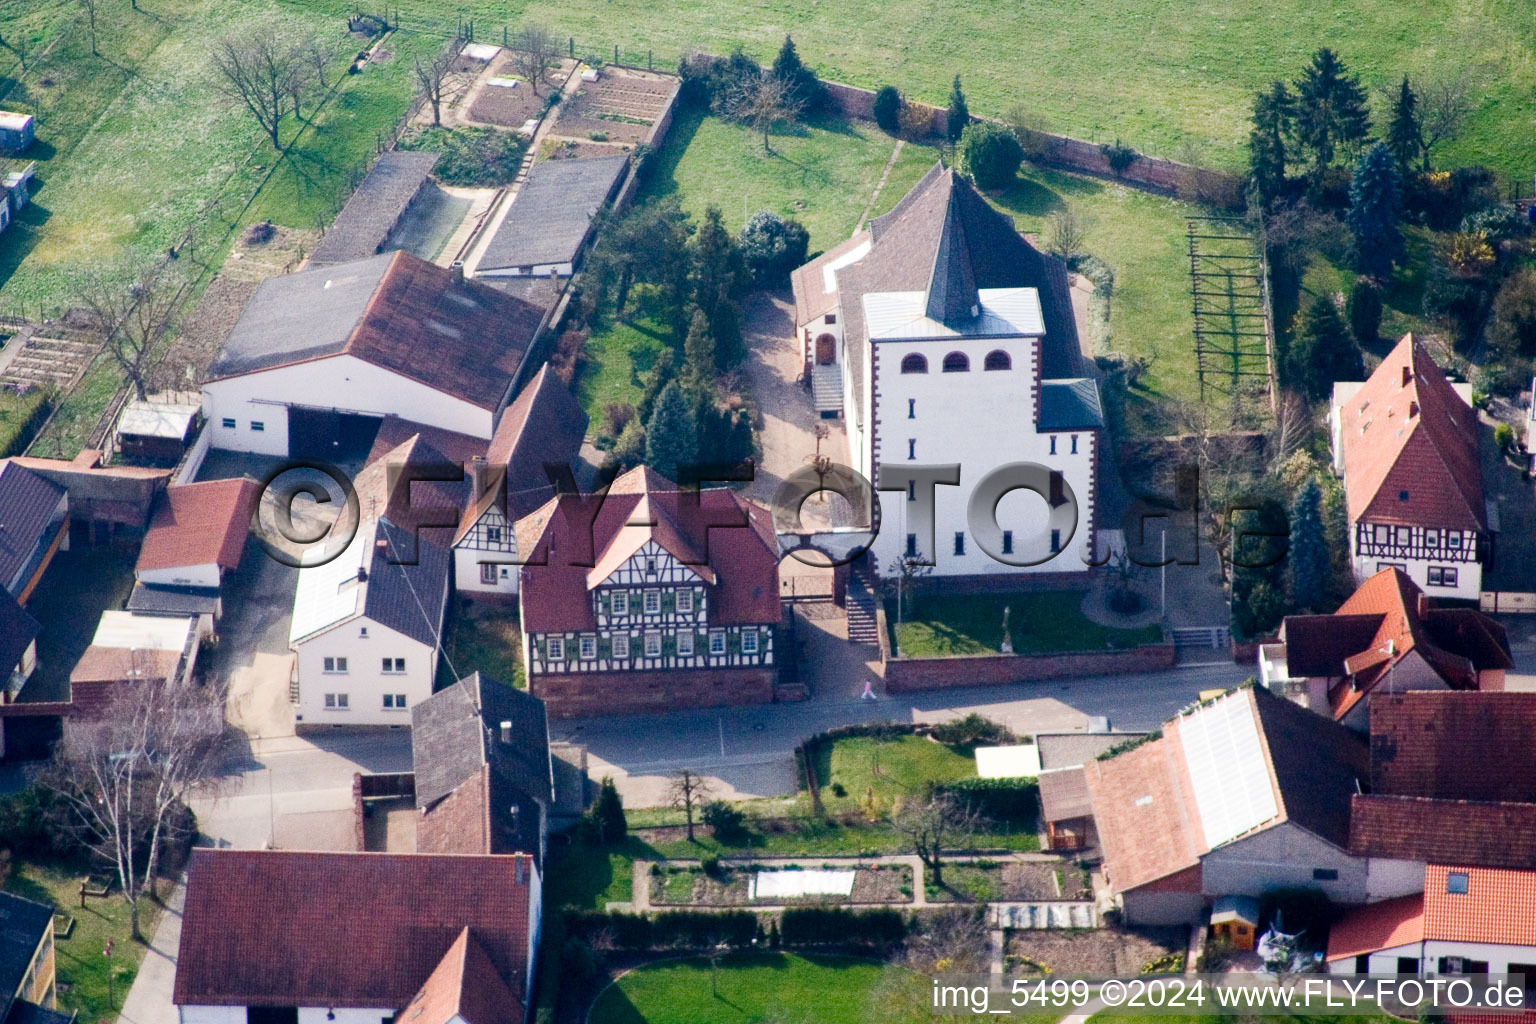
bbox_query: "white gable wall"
[137,562,221,589]
[869,333,1094,576]
[293,617,436,726]
[1365,857,1428,902]
[203,355,497,456]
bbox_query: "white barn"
[202,251,545,458]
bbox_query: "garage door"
[287,407,380,461]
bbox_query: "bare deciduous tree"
[667,769,714,842]
[889,792,982,888]
[510,24,560,97]
[211,26,314,148]
[1044,207,1088,263]
[1417,70,1475,171]
[80,260,186,402]
[414,45,459,127]
[50,670,226,939]
[1268,390,1312,473]
[728,73,802,155]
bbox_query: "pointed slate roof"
[923,191,980,325]
[1338,334,1484,531]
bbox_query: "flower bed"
[650,863,914,907]
[1004,925,1188,976]
[926,860,1069,903]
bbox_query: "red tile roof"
[514,466,779,633]
[135,478,259,574]
[1424,864,1536,946]
[1338,334,1484,530]
[396,927,520,1024]
[1280,568,1508,721]
[1349,794,1536,869]
[173,849,533,1010]
[1324,894,1425,961]
[1371,692,1536,802]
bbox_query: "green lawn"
[371,1,1536,179]
[579,287,674,419]
[642,105,934,253]
[5,858,160,1024]
[438,595,527,689]
[889,591,1164,658]
[818,734,976,807]
[544,836,658,910]
[1298,224,1437,356]
[590,953,898,1024]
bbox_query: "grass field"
[590,953,897,1024]
[5,858,160,1023]
[888,591,1164,657]
[369,0,1536,180]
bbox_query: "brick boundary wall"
[531,666,776,717]
[818,78,1242,204]
[874,590,1176,691]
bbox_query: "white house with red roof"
[514,465,782,717]
[134,478,260,591]
[1327,864,1536,979]
[1331,334,1486,600]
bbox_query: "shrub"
[897,102,933,139]
[873,85,902,133]
[590,776,627,844]
[1101,139,1137,175]
[930,713,1013,747]
[830,782,847,798]
[700,855,723,878]
[398,127,527,187]
[601,402,635,440]
[1347,279,1382,346]
[957,121,1024,191]
[1496,422,1516,451]
[244,220,275,245]
[1490,269,1536,358]
[702,800,747,843]
[780,907,906,946]
[563,909,758,950]
[739,210,811,285]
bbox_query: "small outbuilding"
[115,398,201,463]
[309,150,441,267]
[1209,895,1260,951]
[135,477,260,591]
[0,111,35,155]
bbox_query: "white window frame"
[324,692,349,709]
[1448,532,1464,549]
[383,694,407,710]
[676,589,694,614]
[479,562,498,584]
[611,592,628,618]
[677,631,694,656]
[487,525,502,543]
[644,632,662,657]
[742,630,759,655]
[644,589,661,614]
[382,657,405,674]
[709,631,726,655]
[611,634,630,659]
[579,635,597,660]
[548,637,565,661]
[323,657,348,674]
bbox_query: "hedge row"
[780,907,906,946]
[561,907,907,951]
[933,776,1039,823]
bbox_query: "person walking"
[861,679,878,700]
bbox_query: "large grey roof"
[829,163,1083,425]
[1038,378,1105,430]
[478,155,629,271]
[311,150,440,267]
[0,460,65,597]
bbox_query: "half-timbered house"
[1330,334,1487,600]
[514,466,782,717]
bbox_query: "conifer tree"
[1286,477,1330,612]
[591,776,628,844]
[1348,142,1405,279]
[1289,295,1362,401]
[644,380,700,481]
[1293,48,1370,171]
[1385,76,1422,171]
[683,309,716,377]
[771,35,827,113]
[1248,80,1294,206]
[946,74,969,143]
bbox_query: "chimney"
[500,719,512,744]
[469,455,493,500]
[450,260,465,283]
[1408,401,1419,418]
[1401,366,1412,388]
[1417,593,1429,619]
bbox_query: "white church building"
[791,163,1102,578]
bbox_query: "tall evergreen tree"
[1384,76,1422,171]
[590,776,627,844]
[946,74,969,143]
[1347,278,1383,345]
[1249,80,1294,205]
[1286,477,1330,612]
[644,380,700,481]
[1290,295,1363,400]
[1347,142,1405,278]
[1293,48,1370,172]
[771,35,827,113]
[683,308,716,377]
[710,290,747,369]
[691,205,746,313]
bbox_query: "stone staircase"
[846,569,880,644]
[810,363,843,415]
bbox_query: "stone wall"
[531,666,777,717]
